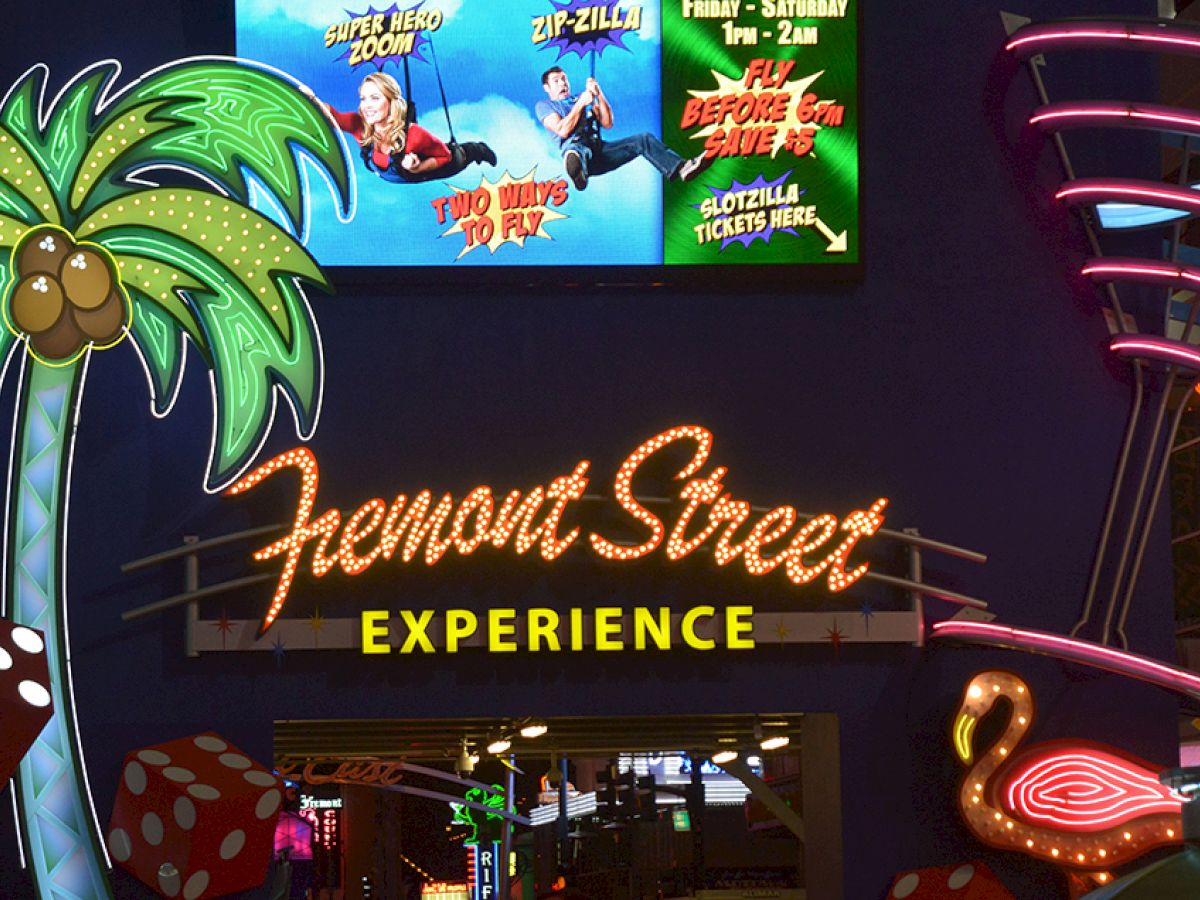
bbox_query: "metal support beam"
[801,714,843,900]
[557,754,570,866]
[500,757,515,900]
[718,758,804,841]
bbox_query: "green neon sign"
[451,784,506,845]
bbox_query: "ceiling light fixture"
[487,736,512,755]
[520,721,548,739]
[456,739,475,776]
[711,750,739,765]
[760,735,790,751]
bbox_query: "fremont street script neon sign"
[229,425,890,634]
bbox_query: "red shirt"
[329,107,452,170]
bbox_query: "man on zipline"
[535,66,709,191]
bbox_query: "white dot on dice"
[174,796,196,831]
[219,752,251,770]
[108,828,132,862]
[124,761,147,795]
[18,680,50,707]
[141,811,164,846]
[183,871,210,900]
[138,749,171,766]
[219,828,246,860]
[255,789,281,819]
[187,783,221,801]
[158,862,181,897]
[11,627,43,654]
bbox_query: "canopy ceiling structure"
[274,712,806,764]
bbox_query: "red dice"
[0,621,53,785]
[107,732,282,898]
[887,861,1014,899]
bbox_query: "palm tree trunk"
[9,354,113,899]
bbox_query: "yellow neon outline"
[953,713,977,764]
[2,223,133,367]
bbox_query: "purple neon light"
[1110,335,1200,370]
[1007,21,1200,60]
[931,620,1200,699]
[1056,178,1200,214]
[1082,257,1200,290]
[1031,102,1200,136]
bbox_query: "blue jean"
[563,133,683,179]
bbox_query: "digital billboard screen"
[235,1,859,280]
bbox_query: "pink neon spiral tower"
[1002,13,1200,652]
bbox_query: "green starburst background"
[662,2,860,265]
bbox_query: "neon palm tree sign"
[0,58,350,899]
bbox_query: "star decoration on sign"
[775,617,790,645]
[272,634,286,669]
[214,609,233,650]
[859,601,874,635]
[686,66,826,159]
[309,608,325,648]
[826,620,846,660]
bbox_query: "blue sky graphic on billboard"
[236,0,860,268]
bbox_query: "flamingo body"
[953,670,1182,871]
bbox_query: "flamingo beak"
[953,712,977,764]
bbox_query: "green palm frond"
[66,99,175,217]
[78,188,327,489]
[124,287,189,415]
[0,59,351,486]
[0,64,115,209]
[0,122,55,224]
[87,59,351,234]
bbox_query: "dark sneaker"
[565,150,587,191]
[481,143,497,166]
[676,151,714,182]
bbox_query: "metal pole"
[500,756,515,900]
[905,528,924,647]
[689,758,704,894]
[558,754,570,867]
[1115,387,1195,647]
[1101,364,1178,644]
[184,535,199,658]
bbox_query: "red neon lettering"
[824,499,889,592]
[449,486,494,555]
[710,496,753,566]
[782,514,839,585]
[741,505,798,576]
[589,425,713,560]
[228,447,340,633]
[231,427,890,634]
[488,488,549,553]
[338,499,386,575]
[540,461,590,560]
[665,466,727,560]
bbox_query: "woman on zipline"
[304,72,496,183]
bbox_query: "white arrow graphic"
[814,217,847,253]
